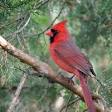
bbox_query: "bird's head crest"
[52,20,67,31]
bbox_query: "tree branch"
[0,36,110,112]
[7,73,27,112]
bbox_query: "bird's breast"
[49,45,74,73]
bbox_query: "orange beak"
[45,30,53,37]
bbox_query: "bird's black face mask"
[50,29,58,43]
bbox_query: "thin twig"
[38,2,65,37]
[17,2,65,39]
[6,13,31,37]
[7,73,27,112]
[92,76,110,94]
[0,0,50,30]
[33,0,50,10]
[65,93,73,112]
[60,97,81,112]
[0,16,25,30]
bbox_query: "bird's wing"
[54,40,94,76]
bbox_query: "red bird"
[45,20,96,112]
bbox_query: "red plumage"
[45,20,96,112]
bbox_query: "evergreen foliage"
[0,0,112,111]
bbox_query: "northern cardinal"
[45,20,96,112]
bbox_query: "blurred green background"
[0,0,112,112]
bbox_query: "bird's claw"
[67,78,74,85]
[60,75,74,85]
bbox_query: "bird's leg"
[69,75,74,80]
[58,74,74,85]
[67,75,74,85]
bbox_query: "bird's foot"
[60,75,74,85]
[68,75,74,80]
[67,75,74,85]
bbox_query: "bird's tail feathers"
[78,72,96,112]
